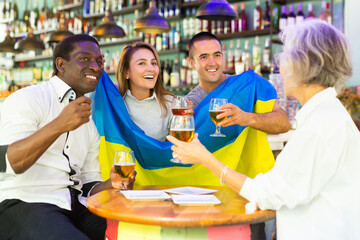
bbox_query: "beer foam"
[114,162,136,166]
[170,128,195,131]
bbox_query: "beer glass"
[209,98,228,137]
[171,96,190,115]
[114,150,136,189]
[169,115,195,163]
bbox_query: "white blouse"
[241,87,360,240]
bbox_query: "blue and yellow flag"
[93,71,276,186]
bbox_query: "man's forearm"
[248,106,290,134]
[6,119,65,174]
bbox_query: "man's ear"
[188,57,195,69]
[56,57,65,73]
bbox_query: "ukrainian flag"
[93,71,276,186]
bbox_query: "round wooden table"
[87,185,275,240]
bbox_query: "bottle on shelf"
[253,0,262,30]
[170,57,180,87]
[234,39,243,75]
[296,3,304,25]
[262,38,271,69]
[12,0,18,21]
[272,7,279,29]
[238,2,248,32]
[287,4,295,26]
[163,59,170,86]
[231,3,238,33]
[252,36,261,74]
[263,1,271,29]
[227,40,235,72]
[320,1,332,24]
[243,40,252,72]
[307,3,315,19]
[279,5,287,32]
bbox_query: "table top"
[87,185,275,228]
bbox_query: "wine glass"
[169,115,195,163]
[209,98,228,137]
[171,96,189,116]
[114,150,136,190]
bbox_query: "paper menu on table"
[164,186,218,195]
[120,190,171,201]
[171,194,221,206]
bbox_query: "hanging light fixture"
[92,8,126,38]
[15,27,45,51]
[47,16,73,43]
[0,30,17,53]
[134,0,170,34]
[196,0,238,21]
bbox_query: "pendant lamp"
[15,27,45,51]
[134,0,170,34]
[196,0,238,21]
[47,17,74,43]
[0,30,17,53]
[92,9,125,38]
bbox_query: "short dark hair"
[188,32,222,59]
[52,34,99,76]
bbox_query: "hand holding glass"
[169,115,195,163]
[114,150,136,189]
[209,98,228,137]
[171,96,190,115]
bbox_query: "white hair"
[279,19,352,93]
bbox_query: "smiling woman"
[115,42,174,142]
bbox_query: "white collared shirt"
[123,89,173,142]
[241,87,360,239]
[0,76,102,210]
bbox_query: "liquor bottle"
[170,57,180,87]
[307,3,315,19]
[180,58,188,85]
[234,39,244,75]
[252,36,261,74]
[231,3,238,33]
[156,34,162,51]
[243,40,252,71]
[163,60,170,86]
[168,0,174,17]
[222,44,227,70]
[162,32,169,50]
[227,40,235,72]
[2,0,7,20]
[279,5,287,32]
[23,0,31,31]
[296,3,304,25]
[253,0,262,30]
[262,38,271,69]
[11,0,18,21]
[263,1,271,29]
[320,1,332,24]
[272,7,278,29]
[238,2,248,32]
[174,21,180,49]
[325,2,332,24]
[287,4,295,26]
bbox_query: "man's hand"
[217,103,252,127]
[55,96,93,132]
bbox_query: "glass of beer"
[114,150,136,189]
[209,98,228,137]
[169,115,195,163]
[171,96,190,115]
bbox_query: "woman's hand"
[166,133,213,165]
[110,165,137,190]
[183,99,195,116]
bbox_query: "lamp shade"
[196,0,238,21]
[0,30,17,53]
[134,0,170,34]
[92,9,125,38]
[47,18,74,43]
[15,28,45,51]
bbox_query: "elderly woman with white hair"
[167,19,360,240]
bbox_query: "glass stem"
[216,125,222,134]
